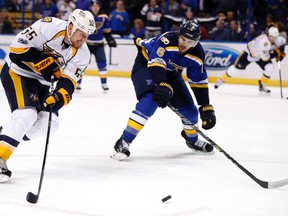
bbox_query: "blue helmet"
[179,20,201,41]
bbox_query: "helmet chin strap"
[66,24,75,45]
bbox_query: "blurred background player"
[77,0,117,92]
[214,26,286,93]
[0,9,96,182]
[111,20,216,161]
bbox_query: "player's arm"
[188,67,210,105]
[44,46,89,111]
[103,32,117,47]
[9,47,61,81]
[186,46,210,105]
[9,20,61,81]
[133,34,173,108]
[44,63,86,111]
[102,15,117,47]
[187,52,216,130]
[148,37,173,108]
[189,73,216,130]
[44,77,73,111]
[270,45,286,61]
[147,36,170,83]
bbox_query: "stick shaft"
[27,78,55,203]
[278,61,283,98]
[168,104,288,189]
[35,107,53,197]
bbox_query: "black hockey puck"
[162,195,172,202]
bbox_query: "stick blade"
[267,178,288,189]
[26,192,38,204]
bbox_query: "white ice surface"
[0,76,288,216]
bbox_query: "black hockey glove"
[44,88,71,112]
[34,54,61,82]
[199,105,216,130]
[107,38,117,47]
[107,36,117,47]
[153,82,173,108]
[275,48,286,61]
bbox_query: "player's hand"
[153,82,173,108]
[107,37,117,47]
[275,48,286,61]
[35,55,61,81]
[199,105,216,130]
[44,88,71,111]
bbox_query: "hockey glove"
[104,32,117,47]
[44,88,71,112]
[275,48,286,61]
[153,82,173,108]
[35,55,61,82]
[107,37,117,47]
[199,105,216,130]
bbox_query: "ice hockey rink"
[0,75,288,216]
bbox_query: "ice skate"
[181,130,214,153]
[258,80,271,93]
[0,157,12,183]
[110,136,130,161]
[101,83,109,92]
[214,78,224,89]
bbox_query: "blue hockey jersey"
[87,14,111,44]
[135,31,209,105]
[137,31,208,83]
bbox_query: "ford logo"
[0,48,6,59]
[203,45,239,70]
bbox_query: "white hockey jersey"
[246,34,286,62]
[5,17,91,87]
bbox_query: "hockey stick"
[109,46,119,66]
[277,60,283,99]
[168,104,288,189]
[26,77,55,204]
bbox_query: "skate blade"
[0,174,10,183]
[190,149,215,155]
[110,151,128,161]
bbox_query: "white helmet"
[68,9,96,35]
[268,26,279,38]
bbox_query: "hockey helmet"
[179,20,201,41]
[68,9,96,35]
[268,26,279,38]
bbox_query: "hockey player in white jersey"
[214,26,286,93]
[0,9,96,182]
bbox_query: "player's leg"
[23,111,59,141]
[258,61,274,93]
[215,51,248,89]
[170,74,213,152]
[94,45,109,91]
[0,64,41,182]
[111,54,157,160]
[112,92,157,160]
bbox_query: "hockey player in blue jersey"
[111,20,216,161]
[77,0,117,91]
